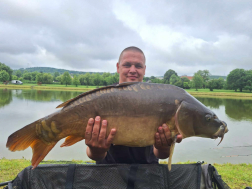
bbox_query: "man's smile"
[127,76,138,79]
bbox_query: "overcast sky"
[0,0,251,77]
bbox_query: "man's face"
[117,50,146,83]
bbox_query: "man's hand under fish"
[85,116,182,161]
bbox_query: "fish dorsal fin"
[56,82,139,108]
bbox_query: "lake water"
[0,88,252,164]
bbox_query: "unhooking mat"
[2,163,231,189]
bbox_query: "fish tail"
[30,139,56,169]
[6,123,38,152]
[6,121,57,168]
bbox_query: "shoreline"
[0,84,93,92]
[1,84,252,99]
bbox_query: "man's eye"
[135,64,143,68]
[124,64,131,67]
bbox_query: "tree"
[0,62,13,81]
[143,76,150,82]
[54,72,60,81]
[93,73,102,87]
[183,82,190,89]
[227,68,246,92]
[207,79,217,91]
[150,78,163,83]
[16,70,22,78]
[0,70,10,82]
[12,75,18,80]
[56,75,62,83]
[84,73,92,87]
[61,72,72,86]
[23,72,32,80]
[36,73,44,83]
[31,72,39,81]
[163,69,178,84]
[170,74,179,85]
[113,73,119,84]
[192,73,204,91]
[181,77,190,83]
[102,72,111,78]
[244,70,252,92]
[73,75,80,87]
[181,77,191,89]
[105,73,119,85]
[215,78,225,89]
[43,73,53,84]
[79,74,85,85]
[196,70,210,88]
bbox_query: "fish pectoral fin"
[30,139,57,169]
[60,135,84,147]
[168,135,177,171]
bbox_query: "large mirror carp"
[6,82,228,170]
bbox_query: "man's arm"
[153,124,182,159]
[85,116,116,161]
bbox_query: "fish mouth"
[212,121,228,146]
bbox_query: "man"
[85,46,182,164]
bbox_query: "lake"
[0,88,252,164]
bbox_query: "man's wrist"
[86,147,107,161]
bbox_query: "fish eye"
[205,114,212,122]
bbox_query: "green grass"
[185,88,252,99]
[1,159,251,188]
[186,88,252,93]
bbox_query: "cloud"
[0,0,252,76]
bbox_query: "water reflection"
[0,89,12,108]
[225,99,252,121]
[0,89,83,105]
[196,97,252,121]
[196,97,223,109]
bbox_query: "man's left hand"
[154,123,182,149]
[153,123,182,159]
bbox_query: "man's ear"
[116,62,120,73]
[143,65,146,75]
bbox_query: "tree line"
[0,62,251,92]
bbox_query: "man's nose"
[129,65,136,73]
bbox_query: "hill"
[14,67,104,75]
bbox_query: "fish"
[6,82,228,170]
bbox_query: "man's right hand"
[85,116,116,161]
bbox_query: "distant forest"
[14,67,105,75]
[14,67,226,79]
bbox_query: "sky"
[0,0,251,77]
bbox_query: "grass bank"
[1,83,252,98]
[0,83,97,92]
[0,159,251,188]
[186,88,252,99]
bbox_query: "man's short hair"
[118,46,146,64]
